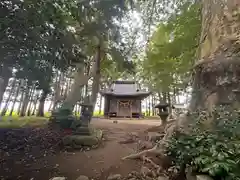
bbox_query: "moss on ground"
[62,129,103,147]
[0,117,48,128]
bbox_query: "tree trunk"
[61,65,90,110]
[37,90,48,117]
[48,100,53,112]
[162,92,167,103]
[189,0,240,111]
[99,94,102,115]
[0,77,9,108]
[52,71,62,111]
[84,64,91,96]
[27,86,35,116]
[20,85,30,117]
[1,78,16,116]
[167,91,172,114]
[157,92,161,102]
[148,96,151,116]
[9,81,21,116]
[151,94,155,116]
[0,67,11,107]
[123,0,240,162]
[89,45,101,118]
[145,98,148,116]
[31,91,40,116]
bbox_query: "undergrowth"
[166,105,240,180]
[0,117,48,128]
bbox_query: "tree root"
[122,144,163,160]
[122,119,178,161]
[137,140,154,150]
[118,139,136,144]
[142,156,160,169]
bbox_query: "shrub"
[165,106,240,180]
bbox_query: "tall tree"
[189,0,240,111]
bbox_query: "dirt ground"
[0,119,160,180]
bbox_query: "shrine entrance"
[100,81,151,118]
[117,100,132,118]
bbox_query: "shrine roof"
[100,81,151,97]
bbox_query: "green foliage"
[166,106,240,180]
[141,1,201,92]
[0,0,133,78]
[0,117,48,128]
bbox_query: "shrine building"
[100,81,151,118]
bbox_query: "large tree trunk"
[61,65,91,110]
[123,1,240,161]
[89,45,101,118]
[189,0,240,112]
[61,48,100,111]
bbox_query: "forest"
[0,0,240,180]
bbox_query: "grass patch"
[0,117,48,129]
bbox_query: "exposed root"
[137,140,153,150]
[142,156,160,169]
[119,132,139,144]
[122,145,163,160]
[118,139,136,144]
[147,132,165,142]
[122,122,177,160]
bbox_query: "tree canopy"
[140,1,201,95]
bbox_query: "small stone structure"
[50,105,102,148]
[154,103,172,122]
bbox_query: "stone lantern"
[79,104,93,126]
[154,103,171,123]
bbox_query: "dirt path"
[53,119,160,180]
[0,119,160,180]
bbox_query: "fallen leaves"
[0,127,62,179]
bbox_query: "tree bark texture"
[37,90,48,117]
[1,78,16,116]
[31,91,40,115]
[89,45,101,118]
[62,64,91,110]
[189,0,240,111]
[0,67,11,107]
[52,71,62,110]
[99,94,102,115]
[62,48,100,111]
[20,85,30,117]
[27,86,36,116]
[9,81,21,116]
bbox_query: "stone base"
[62,129,103,148]
[74,126,92,135]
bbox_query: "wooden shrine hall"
[100,81,151,118]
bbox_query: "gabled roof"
[100,80,151,98]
